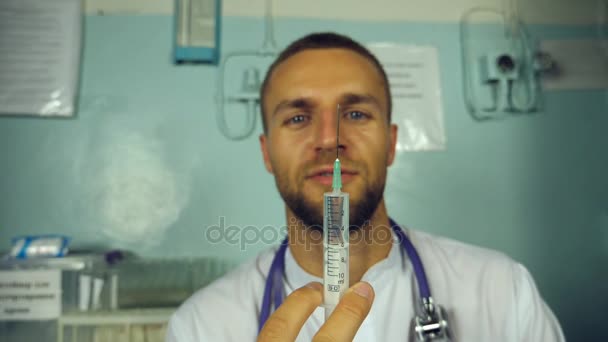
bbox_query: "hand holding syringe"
[323,105,349,320]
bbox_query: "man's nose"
[314,107,344,154]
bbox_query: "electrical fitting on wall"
[215,0,278,140]
[223,66,263,137]
[478,52,519,112]
[173,0,221,64]
[460,0,555,121]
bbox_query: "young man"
[167,32,564,341]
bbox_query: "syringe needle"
[336,104,340,160]
[332,104,342,193]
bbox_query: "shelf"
[58,308,176,326]
[0,255,106,271]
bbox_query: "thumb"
[313,282,375,342]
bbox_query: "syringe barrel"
[323,191,349,313]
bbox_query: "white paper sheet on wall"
[0,270,61,320]
[0,0,82,117]
[367,43,446,151]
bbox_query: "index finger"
[257,282,323,342]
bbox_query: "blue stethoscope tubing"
[258,218,433,333]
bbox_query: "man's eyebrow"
[272,97,316,117]
[271,93,381,118]
[339,93,382,108]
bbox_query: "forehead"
[272,48,382,78]
[265,48,387,108]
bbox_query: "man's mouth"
[305,167,358,186]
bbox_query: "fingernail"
[305,282,323,291]
[352,282,372,298]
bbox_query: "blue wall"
[0,15,606,340]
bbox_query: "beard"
[277,173,385,233]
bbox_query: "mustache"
[301,156,361,174]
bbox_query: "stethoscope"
[259,218,453,341]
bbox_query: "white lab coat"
[166,228,565,341]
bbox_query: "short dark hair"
[259,32,392,133]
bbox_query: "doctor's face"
[260,48,397,229]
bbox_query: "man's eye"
[346,111,367,120]
[285,114,308,125]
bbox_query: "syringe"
[322,106,349,320]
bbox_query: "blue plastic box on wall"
[173,0,221,64]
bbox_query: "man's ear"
[259,134,274,174]
[387,124,398,166]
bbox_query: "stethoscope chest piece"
[413,297,453,341]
